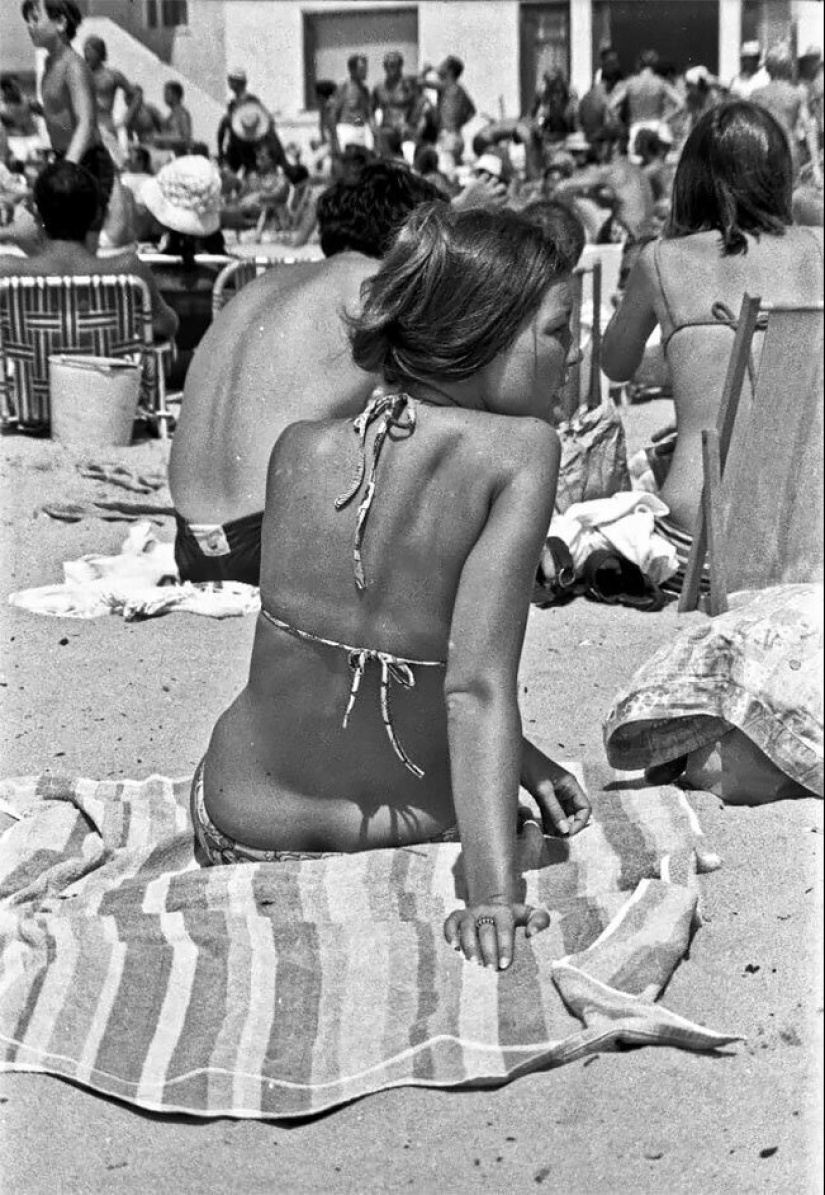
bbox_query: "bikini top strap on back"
[334,391,416,591]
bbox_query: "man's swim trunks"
[174,510,263,586]
[190,758,460,866]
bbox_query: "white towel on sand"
[8,522,260,621]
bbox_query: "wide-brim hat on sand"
[140,155,222,237]
[230,98,273,143]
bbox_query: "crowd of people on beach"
[1,1,823,969]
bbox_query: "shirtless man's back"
[168,254,379,527]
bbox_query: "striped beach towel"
[0,765,739,1119]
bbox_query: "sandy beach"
[0,400,821,1194]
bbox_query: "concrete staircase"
[77,17,225,152]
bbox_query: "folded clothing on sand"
[0,764,737,1120]
[548,492,679,587]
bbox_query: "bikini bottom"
[190,758,460,866]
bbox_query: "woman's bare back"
[204,398,544,850]
[650,227,823,529]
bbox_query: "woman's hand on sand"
[444,903,550,970]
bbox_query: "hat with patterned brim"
[140,155,222,237]
[230,98,273,144]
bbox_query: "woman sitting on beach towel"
[601,100,824,595]
[197,204,591,970]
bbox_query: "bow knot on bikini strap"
[341,646,423,778]
[711,301,769,390]
[711,301,770,331]
[334,392,417,592]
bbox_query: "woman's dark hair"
[165,80,184,101]
[33,159,99,240]
[21,0,82,41]
[666,100,792,255]
[348,204,569,385]
[315,79,337,102]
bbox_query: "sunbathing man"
[20,1,116,242]
[168,163,446,585]
[0,159,178,344]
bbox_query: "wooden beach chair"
[0,274,175,438]
[680,295,825,614]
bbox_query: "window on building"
[146,0,189,29]
[589,1,719,78]
[303,7,418,110]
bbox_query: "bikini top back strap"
[334,391,417,591]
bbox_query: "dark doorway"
[520,2,571,118]
[598,1,719,77]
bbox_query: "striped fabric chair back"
[0,274,155,432]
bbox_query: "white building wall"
[223,0,306,121]
[417,1,521,122]
[222,1,522,155]
[791,0,824,53]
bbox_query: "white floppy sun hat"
[141,155,222,237]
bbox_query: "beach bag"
[555,401,630,513]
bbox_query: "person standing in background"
[331,55,374,157]
[372,52,416,159]
[21,1,116,245]
[608,50,684,160]
[797,46,824,148]
[153,81,193,155]
[750,43,822,188]
[82,35,143,167]
[217,67,260,172]
[420,56,476,173]
[728,42,769,98]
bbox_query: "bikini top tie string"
[260,608,442,779]
[334,391,416,591]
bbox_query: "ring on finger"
[475,915,496,928]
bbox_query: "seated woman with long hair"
[601,100,823,593]
[196,205,591,970]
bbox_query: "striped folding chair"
[0,274,174,437]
